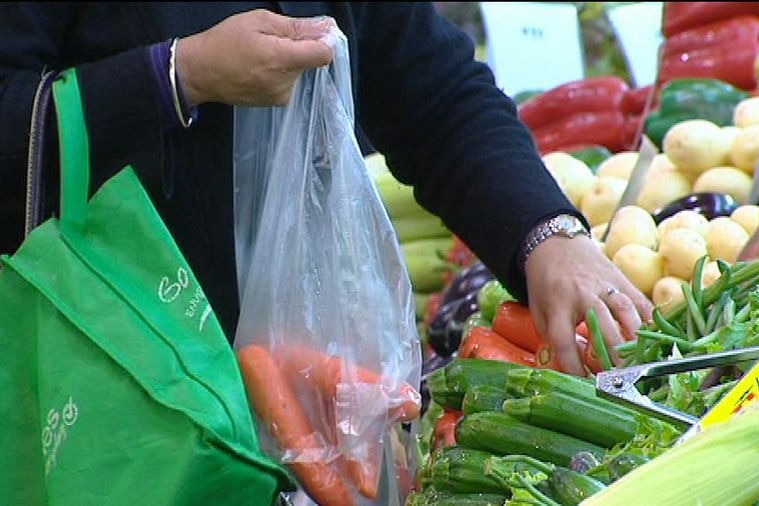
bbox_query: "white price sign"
[479,1,585,97]
[606,2,665,88]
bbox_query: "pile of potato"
[541,95,759,309]
[543,95,759,228]
[592,203,759,309]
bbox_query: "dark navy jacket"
[0,2,582,340]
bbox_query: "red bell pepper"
[518,76,629,131]
[659,40,759,91]
[663,15,759,57]
[662,2,759,38]
[531,110,634,154]
[620,85,656,116]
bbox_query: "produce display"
[364,4,759,504]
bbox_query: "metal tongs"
[596,345,759,428]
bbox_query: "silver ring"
[605,287,621,297]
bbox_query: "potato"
[729,124,759,174]
[648,153,677,175]
[604,217,659,260]
[613,243,664,297]
[658,227,708,281]
[731,204,759,235]
[590,222,608,242]
[705,216,749,263]
[611,204,656,227]
[652,275,687,311]
[692,166,753,204]
[657,209,709,238]
[580,176,627,227]
[636,168,692,213]
[663,119,732,177]
[733,96,759,128]
[597,151,639,180]
[542,151,597,207]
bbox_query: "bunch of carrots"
[457,300,607,374]
[236,343,422,506]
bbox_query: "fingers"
[271,36,334,71]
[538,307,586,377]
[259,11,336,69]
[257,10,336,41]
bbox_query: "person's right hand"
[176,10,336,107]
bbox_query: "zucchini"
[461,384,509,415]
[422,445,541,495]
[607,452,651,481]
[406,486,509,506]
[501,391,639,449]
[546,467,606,505]
[504,367,659,420]
[427,358,527,410]
[455,412,606,468]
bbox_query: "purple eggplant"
[428,290,480,357]
[441,262,495,305]
[652,192,737,224]
[419,350,456,413]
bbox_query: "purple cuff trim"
[149,40,199,128]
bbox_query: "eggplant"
[427,290,481,357]
[652,192,737,224]
[440,262,495,306]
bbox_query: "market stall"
[401,2,759,504]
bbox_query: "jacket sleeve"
[0,3,166,253]
[350,2,586,302]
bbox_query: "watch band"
[519,214,589,269]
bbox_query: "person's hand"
[524,233,654,376]
[175,10,336,107]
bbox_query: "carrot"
[433,409,463,450]
[575,321,590,340]
[345,439,383,500]
[576,335,603,374]
[271,343,421,423]
[459,325,536,366]
[534,340,562,371]
[490,301,544,353]
[236,345,356,506]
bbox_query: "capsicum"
[663,15,759,56]
[662,2,759,38]
[659,15,759,91]
[532,110,640,154]
[518,76,629,131]
[643,78,750,147]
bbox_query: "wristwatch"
[519,214,589,269]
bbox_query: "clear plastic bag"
[233,27,422,506]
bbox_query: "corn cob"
[580,404,759,505]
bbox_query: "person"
[0,3,653,378]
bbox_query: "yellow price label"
[681,360,759,441]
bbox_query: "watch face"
[556,215,575,231]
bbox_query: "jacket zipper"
[24,70,57,237]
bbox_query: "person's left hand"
[523,233,654,376]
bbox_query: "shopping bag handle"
[51,68,89,236]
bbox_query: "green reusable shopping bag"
[0,69,293,505]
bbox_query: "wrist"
[519,214,590,270]
[168,38,198,128]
